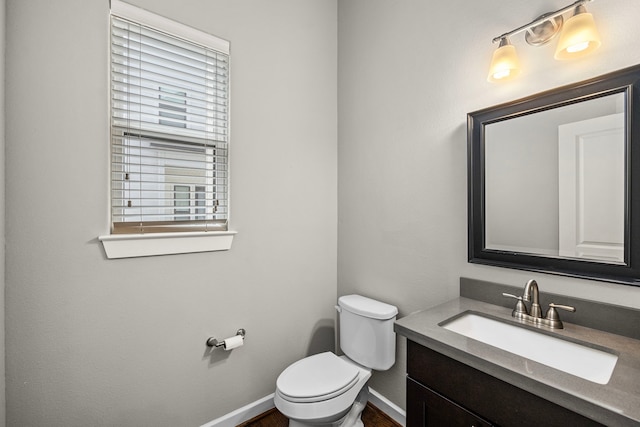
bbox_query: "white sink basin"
[441,312,618,384]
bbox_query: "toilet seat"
[274,353,373,425]
[276,352,360,403]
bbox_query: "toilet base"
[289,419,362,427]
[287,387,368,427]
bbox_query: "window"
[109,1,230,235]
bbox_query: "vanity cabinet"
[406,340,603,427]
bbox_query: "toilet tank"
[338,295,398,371]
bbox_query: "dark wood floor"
[237,403,401,427]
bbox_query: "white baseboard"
[200,393,275,427]
[368,388,406,427]
[200,388,406,427]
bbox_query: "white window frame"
[99,0,236,259]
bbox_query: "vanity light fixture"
[554,4,601,59]
[487,0,601,82]
[487,37,522,83]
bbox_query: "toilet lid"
[276,352,360,403]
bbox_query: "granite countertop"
[394,297,640,426]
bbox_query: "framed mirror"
[468,65,640,285]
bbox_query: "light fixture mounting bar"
[492,0,593,44]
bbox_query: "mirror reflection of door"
[483,92,625,264]
[558,113,625,263]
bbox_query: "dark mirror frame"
[468,64,640,286]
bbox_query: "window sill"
[99,231,237,259]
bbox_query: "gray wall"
[0,0,5,425]
[5,1,337,426]
[338,0,640,410]
[5,0,640,425]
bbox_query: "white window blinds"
[110,8,229,234]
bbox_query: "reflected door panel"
[558,113,625,263]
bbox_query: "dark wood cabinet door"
[407,377,493,427]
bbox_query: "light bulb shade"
[554,11,601,60]
[487,42,521,82]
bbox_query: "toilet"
[274,295,398,427]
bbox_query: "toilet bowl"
[274,352,371,426]
[274,295,398,427]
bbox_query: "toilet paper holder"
[206,328,246,348]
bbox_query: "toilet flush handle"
[335,305,341,313]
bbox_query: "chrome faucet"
[503,280,576,329]
[523,279,543,319]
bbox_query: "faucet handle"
[544,303,576,329]
[548,303,576,312]
[502,293,528,315]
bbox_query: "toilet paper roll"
[223,334,244,350]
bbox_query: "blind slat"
[111,105,228,130]
[111,75,228,107]
[111,28,229,69]
[110,39,229,78]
